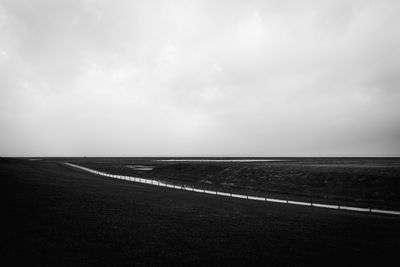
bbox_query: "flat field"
[1,158,399,266]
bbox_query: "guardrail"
[65,163,400,216]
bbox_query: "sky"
[1,0,400,157]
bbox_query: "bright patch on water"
[126,165,154,171]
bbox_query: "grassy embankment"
[70,157,400,210]
[1,158,400,266]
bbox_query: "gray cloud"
[1,0,400,156]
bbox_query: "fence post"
[368,199,372,213]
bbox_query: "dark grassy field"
[68,157,400,210]
[1,158,400,266]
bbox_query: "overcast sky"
[1,0,399,157]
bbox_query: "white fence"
[65,162,400,216]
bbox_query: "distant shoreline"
[156,159,286,162]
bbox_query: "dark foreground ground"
[1,158,400,266]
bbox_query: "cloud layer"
[1,0,400,156]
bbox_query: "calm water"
[157,159,285,162]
